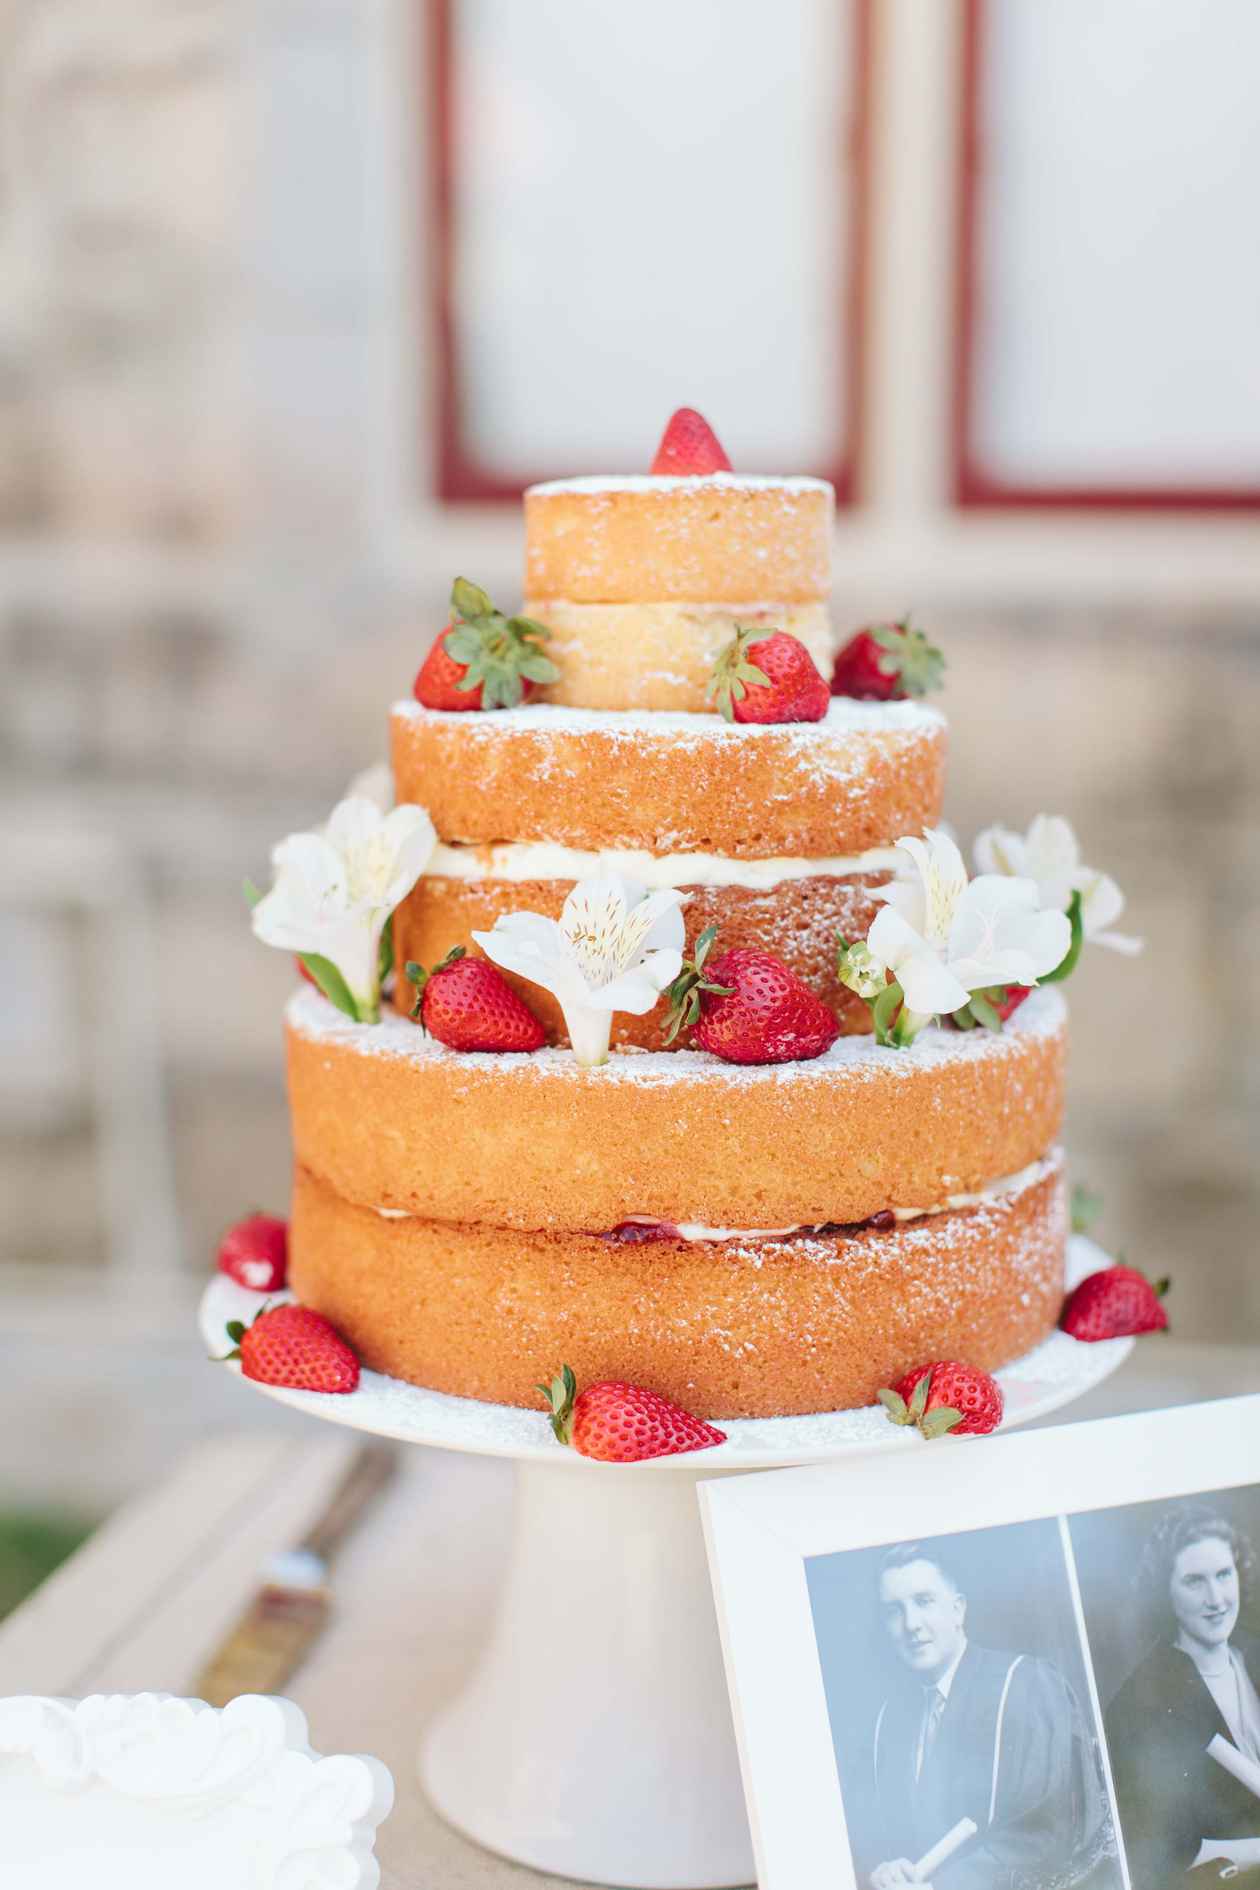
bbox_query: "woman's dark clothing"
[1105,1635,1260,1890]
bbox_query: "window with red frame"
[428,0,870,501]
[955,0,1260,509]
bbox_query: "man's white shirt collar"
[928,1637,968,1700]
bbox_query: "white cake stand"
[200,1235,1132,1890]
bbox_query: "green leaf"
[378,915,394,986]
[516,650,560,683]
[951,1002,977,1031]
[538,1364,578,1445]
[1040,890,1084,985]
[243,877,263,909]
[507,615,554,644]
[871,980,904,1045]
[443,625,484,664]
[968,992,1003,1032]
[907,1371,932,1424]
[298,953,359,1020]
[735,662,771,691]
[1069,1181,1103,1235]
[920,1407,964,1440]
[876,1387,910,1424]
[451,576,494,621]
[869,617,946,698]
[225,1320,246,1344]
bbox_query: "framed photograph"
[701,1393,1260,1889]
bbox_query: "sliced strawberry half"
[1061,1265,1169,1342]
[406,947,545,1053]
[539,1365,725,1461]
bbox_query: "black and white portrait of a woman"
[1072,1494,1260,1888]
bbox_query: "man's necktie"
[916,1686,946,1781]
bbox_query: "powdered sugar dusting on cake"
[286,984,1065,1087]
[526,473,834,498]
[392,698,945,740]
[200,1233,1131,1462]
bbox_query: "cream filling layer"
[369,1156,1057,1239]
[427,839,902,890]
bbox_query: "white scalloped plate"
[199,1235,1133,1470]
[0,1693,393,1888]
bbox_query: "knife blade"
[195,1441,396,1707]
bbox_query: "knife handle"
[301,1442,397,1563]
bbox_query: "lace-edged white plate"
[0,1692,393,1888]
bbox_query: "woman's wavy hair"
[1135,1502,1256,1631]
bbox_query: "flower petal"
[866,905,928,976]
[897,956,971,1016]
[948,875,1071,988]
[323,795,383,854]
[1077,869,1124,937]
[866,908,969,1014]
[972,824,1026,879]
[599,948,684,1014]
[379,803,437,907]
[1092,928,1144,955]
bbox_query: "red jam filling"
[598,1208,897,1244]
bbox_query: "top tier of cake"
[523,473,835,711]
[392,461,947,1045]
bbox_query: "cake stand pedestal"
[200,1236,1132,1890]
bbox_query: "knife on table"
[195,1441,396,1707]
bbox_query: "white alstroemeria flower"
[868,828,1072,1026]
[253,795,436,1021]
[473,873,687,1067]
[974,814,1142,954]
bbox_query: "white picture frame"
[0,1691,393,1888]
[701,1393,1260,1890]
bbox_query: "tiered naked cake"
[272,417,1100,1422]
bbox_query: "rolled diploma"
[912,1816,979,1882]
[1207,1733,1260,1803]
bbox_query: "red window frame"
[953,0,1260,511]
[426,0,873,504]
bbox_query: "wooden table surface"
[4,1343,1259,1888]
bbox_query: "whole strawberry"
[540,1365,726,1462]
[831,617,945,701]
[665,927,839,1064]
[224,1304,360,1395]
[217,1212,288,1293]
[879,1361,1004,1439]
[413,577,558,711]
[650,406,731,476]
[406,947,545,1053]
[1061,1265,1169,1342]
[708,626,829,725]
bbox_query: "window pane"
[440,0,862,491]
[964,0,1260,498]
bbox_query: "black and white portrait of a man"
[807,1523,1117,1890]
[1072,1492,1260,1888]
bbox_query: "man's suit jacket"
[862,1643,1110,1890]
[1105,1634,1260,1890]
